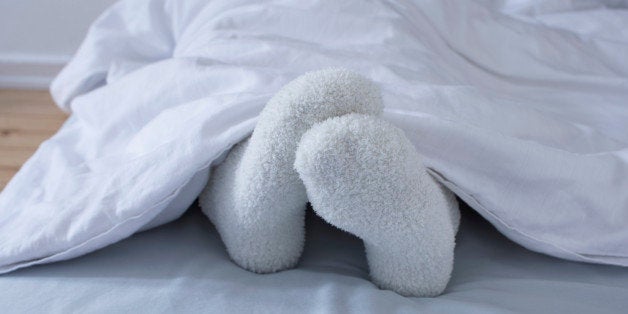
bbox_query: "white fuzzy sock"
[199,69,383,273]
[294,114,460,297]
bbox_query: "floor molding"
[0,54,69,89]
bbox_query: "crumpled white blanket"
[1,0,627,273]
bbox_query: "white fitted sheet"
[2,205,627,313]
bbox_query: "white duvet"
[1,0,627,273]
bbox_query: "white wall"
[0,0,117,89]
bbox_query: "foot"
[294,114,460,296]
[199,69,383,273]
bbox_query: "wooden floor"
[0,89,67,191]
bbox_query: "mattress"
[2,203,627,313]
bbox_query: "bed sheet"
[2,204,627,314]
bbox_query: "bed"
[2,204,627,313]
[1,0,628,312]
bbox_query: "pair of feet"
[199,69,460,297]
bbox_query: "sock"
[295,113,460,296]
[199,69,383,273]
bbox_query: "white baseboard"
[0,54,69,89]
